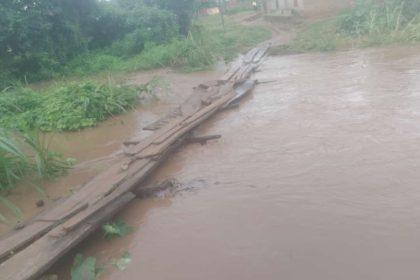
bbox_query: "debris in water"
[102,219,133,239]
[36,200,45,208]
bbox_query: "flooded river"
[49,44,420,279]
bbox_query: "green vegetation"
[111,252,132,271]
[0,0,197,88]
[0,0,271,88]
[71,254,98,280]
[70,251,131,279]
[0,82,141,131]
[102,219,133,239]
[0,130,72,222]
[0,130,71,192]
[286,0,420,52]
[57,16,271,76]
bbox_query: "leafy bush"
[0,82,141,131]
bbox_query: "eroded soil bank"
[50,44,420,279]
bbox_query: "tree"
[144,0,198,35]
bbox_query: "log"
[187,134,222,145]
[221,55,244,82]
[0,192,135,280]
[222,79,257,110]
[222,102,240,110]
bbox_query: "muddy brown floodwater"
[49,44,420,280]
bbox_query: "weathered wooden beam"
[0,192,135,280]
[187,134,222,145]
[0,201,88,261]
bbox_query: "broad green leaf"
[71,254,97,280]
[102,219,133,239]
[111,252,132,271]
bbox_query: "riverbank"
[270,0,420,54]
[0,13,271,230]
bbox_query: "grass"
[0,129,72,222]
[282,0,420,53]
[55,15,271,77]
[0,15,271,133]
[0,81,141,132]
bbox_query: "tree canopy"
[0,0,199,86]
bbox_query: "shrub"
[0,82,141,131]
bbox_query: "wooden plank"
[0,192,135,280]
[0,200,88,261]
[243,47,259,64]
[253,46,269,63]
[187,134,222,144]
[223,79,256,109]
[0,157,132,261]
[221,55,244,81]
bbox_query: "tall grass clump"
[0,130,71,191]
[286,0,420,52]
[0,81,141,131]
[0,129,72,222]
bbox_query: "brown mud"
[50,43,420,280]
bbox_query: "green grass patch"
[284,0,420,53]
[0,81,141,132]
[0,129,72,222]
